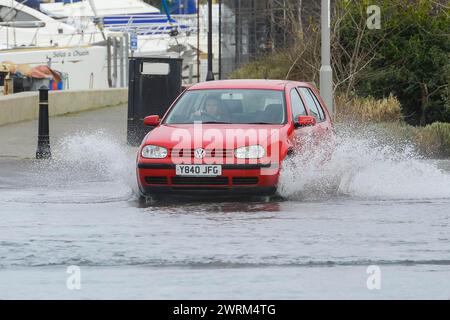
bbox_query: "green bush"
[414,122,450,157]
[229,53,292,80]
[335,94,403,123]
[347,0,450,125]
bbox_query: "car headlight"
[141,145,168,159]
[234,145,266,159]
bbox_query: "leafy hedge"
[341,0,450,125]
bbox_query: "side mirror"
[144,115,160,126]
[295,115,316,128]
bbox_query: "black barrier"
[36,86,51,159]
[127,56,183,146]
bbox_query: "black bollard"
[36,86,51,159]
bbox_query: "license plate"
[176,165,222,176]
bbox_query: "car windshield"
[164,89,286,124]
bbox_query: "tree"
[345,0,450,125]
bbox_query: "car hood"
[143,124,286,149]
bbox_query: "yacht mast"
[87,0,106,40]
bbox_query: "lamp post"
[320,0,333,115]
[218,0,222,79]
[206,0,215,81]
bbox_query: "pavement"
[0,105,129,159]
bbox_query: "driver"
[191,96,229,122]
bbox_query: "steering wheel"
[191,111,222,122]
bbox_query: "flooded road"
[1,111,450,299]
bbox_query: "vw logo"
[194,148,206,159]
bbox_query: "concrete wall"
[0,92,39,126]
[0,88,128,126]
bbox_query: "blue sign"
[130,33,138,51]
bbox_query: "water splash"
[23,130,138,203]
[14,127,450,203]
[52,130,135,184]
[278,124,450,200]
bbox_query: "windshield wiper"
[201,121,232,124]
[246,122,275,125]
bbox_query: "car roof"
[188,79,311,91]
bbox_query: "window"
[310,89,326,120]
[290,89,307,119]
[299,87,321,121]
[0,6,39,23]
[164,89,286,124]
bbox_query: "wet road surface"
[1,106,450,299]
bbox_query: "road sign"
[130,33,138,51]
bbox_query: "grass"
[335,95,450,158]
[230,54,292,80]
[414,122,450,157]
[335,94,403,123]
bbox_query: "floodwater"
[1,127,450,299]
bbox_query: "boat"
[39,0,160,19]
[0,0,106,49]
[38,0,197,56]
[0,0,219,93]
[0,0,112,91]
[35,0,198,72]
[0,0,195,92]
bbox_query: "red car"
[136,80,333,200]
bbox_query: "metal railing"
[0,14,198,50]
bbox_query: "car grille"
[145,176,260,187]
[171,177,229,185]
[172,187,229,191]
[232,177,259,185]
[145,176,168,185]
[171,149,234,158]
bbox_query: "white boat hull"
[0,45,110,90]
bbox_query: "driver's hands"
[190,110,221,122]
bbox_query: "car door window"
[290,89,307,120]
[309,89,326,121]
[299,87,321,121]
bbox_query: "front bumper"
[137,162,280,196]
[139,185,278,196]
